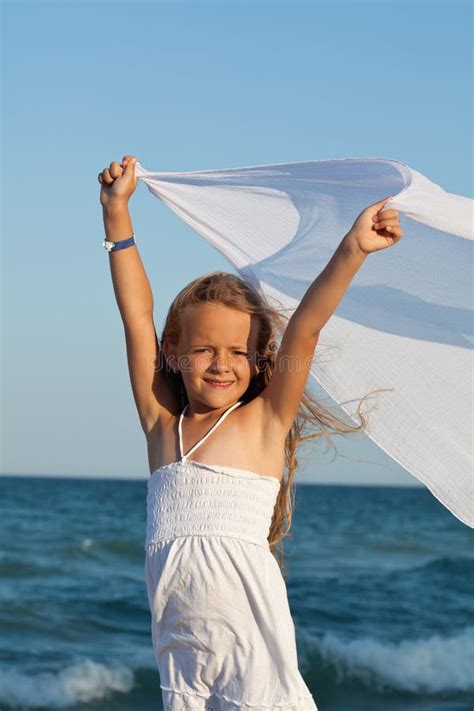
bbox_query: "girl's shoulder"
[141,372,181,435]
[240,396,289,441]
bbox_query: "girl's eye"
[194,349,247,355]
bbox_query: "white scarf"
[134,157,473,528]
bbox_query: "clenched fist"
[98,155,139,209]
[346,195,404,256]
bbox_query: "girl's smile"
[204,379,235,389]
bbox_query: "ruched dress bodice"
[146,458,280,549]
[144,400,318,711]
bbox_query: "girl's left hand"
[346,195,404,256]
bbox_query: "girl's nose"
[209,356,231,372]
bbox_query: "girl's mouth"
[204,380,234,389]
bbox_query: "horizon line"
[0,472,424,488]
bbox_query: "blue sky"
[2,0,471,484]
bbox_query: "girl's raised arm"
[98,156,173,434]
[260,196,402,434]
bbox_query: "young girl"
[98,155,402,711]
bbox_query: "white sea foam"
[308,626,474,693]
[80,538,94,551]
[0,658,134,708]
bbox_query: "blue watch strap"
[103,235,136,252]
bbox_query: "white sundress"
[145,400,318,711]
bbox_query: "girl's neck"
[184,399,241,420]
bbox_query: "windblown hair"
[159,271,376,580]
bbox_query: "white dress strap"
[178,400,243,461]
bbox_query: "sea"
[0,475,473,711]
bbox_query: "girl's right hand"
[98,155,138,208]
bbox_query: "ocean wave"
[0,658,134,709]
[74,537,140,556]
[80,537,95,551]
[300,626,474,694]
[0,558,59,578]
[410,555,474,576]
[99,538,141,555]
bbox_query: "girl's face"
[171,302,260,410]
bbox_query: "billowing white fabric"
[135,158,473,528]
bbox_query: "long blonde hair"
[159,271,375,580]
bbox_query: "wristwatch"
[102,235,136,252]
